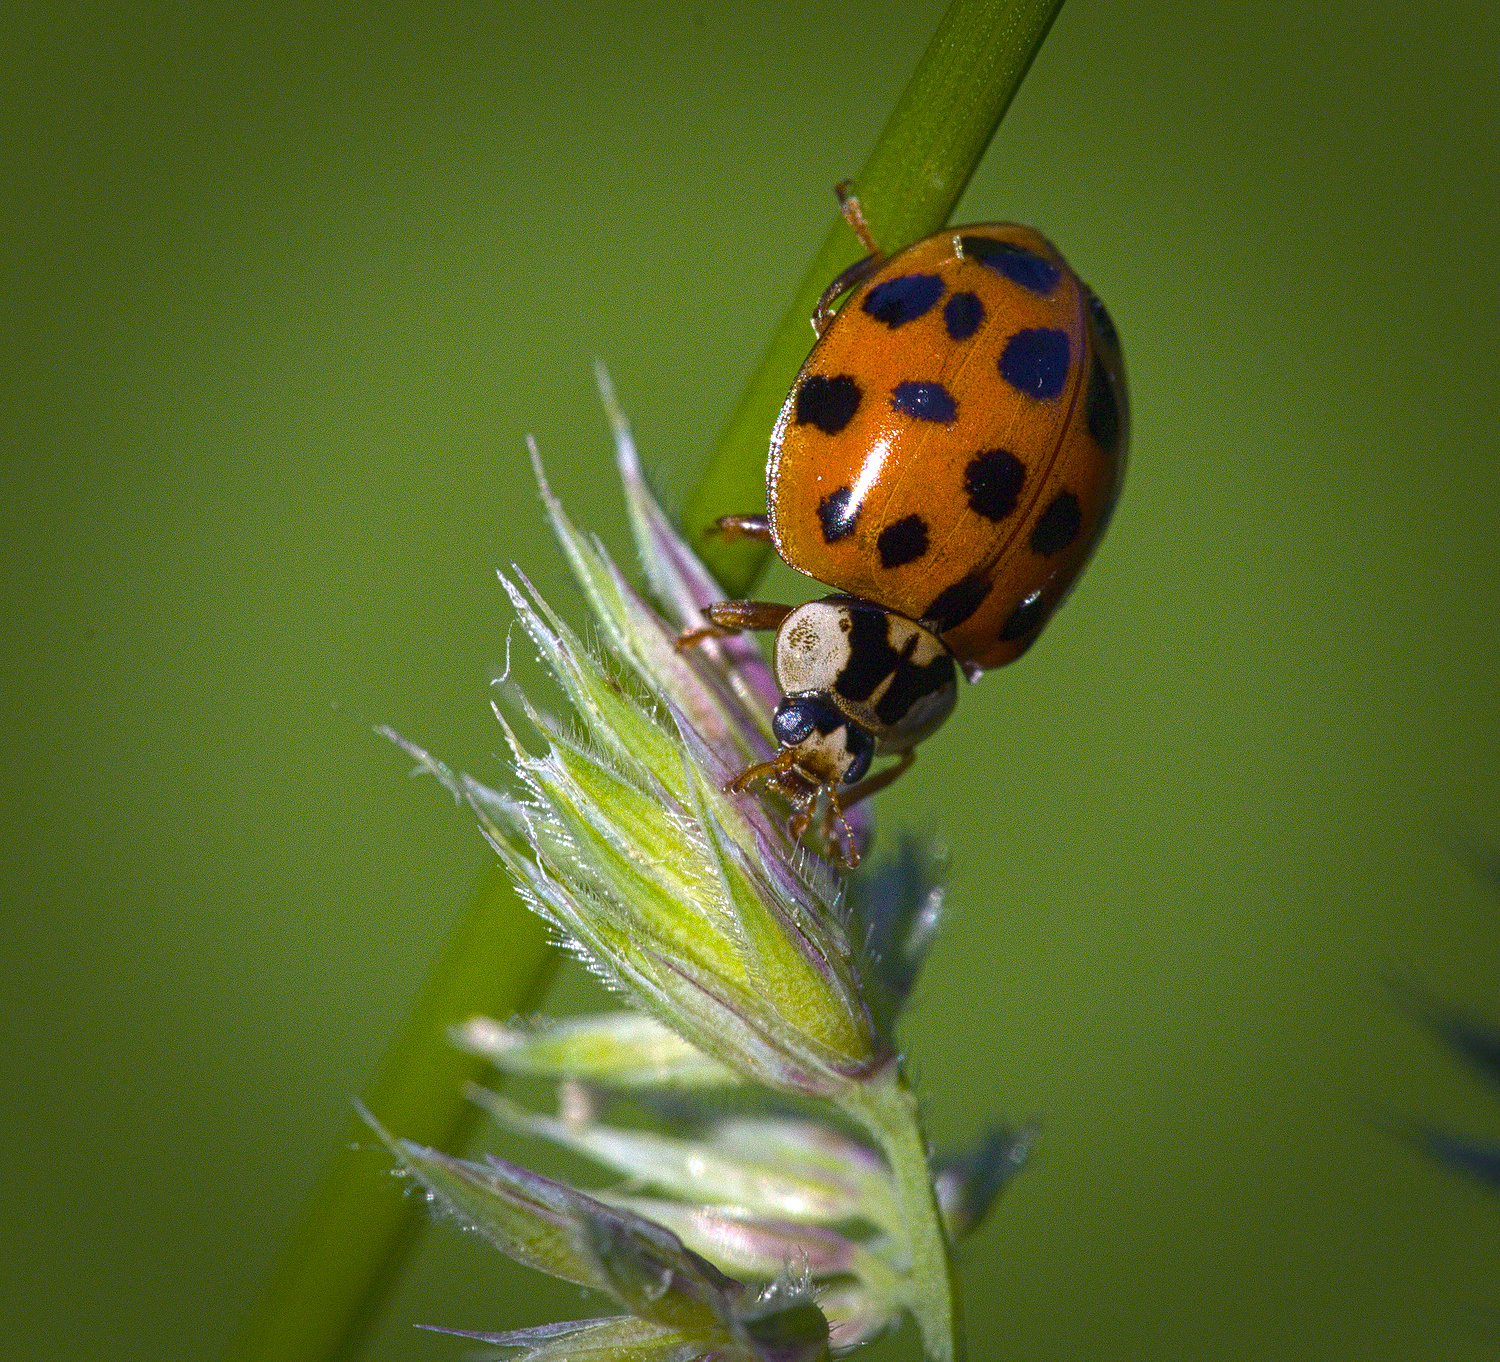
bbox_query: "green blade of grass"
[228,1,1062,1358]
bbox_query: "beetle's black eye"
[772,698,815,746]
[773,692,847,747]
[841,725,876,785]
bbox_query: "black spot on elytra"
[795,374,862,434]
[943,291,985,340]
[1030,491,1082,557]
[891,381,956,423]
[817,487,859,543]
[834,606,956,729]
[999,328,1071,400]
[862,273,944,328]
[998,588,1048,642]
[877,514,929,569]
[1086,288,1120,355]
[923,574,992,633]
[964,448,1026,522]
[1085,354,1121,454]
[961,235,1062,295]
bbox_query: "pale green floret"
[678,762,876,1068]
[386,716,877,1098]
[452,1013,739,1089]
[592,1196,905,1349]
[708,1118,905,1237]
[812,1285,901,1353]
[364,1106,830,1362]
[477,1092,904,1236]
[457,1316,720,1362]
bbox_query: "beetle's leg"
[814,750,918,871]
[725,746,798,795]
[785,782,829,850]
[726,755,834,859]
[809,182,888,337]
[835,180,882,255]
[812,253,886,337]
[813,789,860,870]
[704,512,773,543]
[676,599,792,650]
[838,748,917,810]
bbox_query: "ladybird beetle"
[682,188,1128,864]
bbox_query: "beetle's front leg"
[814,751,916,870]
[676,599,792,650]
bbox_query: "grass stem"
[841,1066,967,1362]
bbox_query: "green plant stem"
[685,0,1066,596]
[226,868,555,1362]
[231,2,1060,1357]
[840,1066,965,1362]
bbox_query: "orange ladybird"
[772,219,1127,670]
[680,192,1127,864]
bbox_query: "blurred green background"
[4,1,1499,1358]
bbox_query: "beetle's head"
[770,691,876,788]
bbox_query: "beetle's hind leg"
[676,599,792,650]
